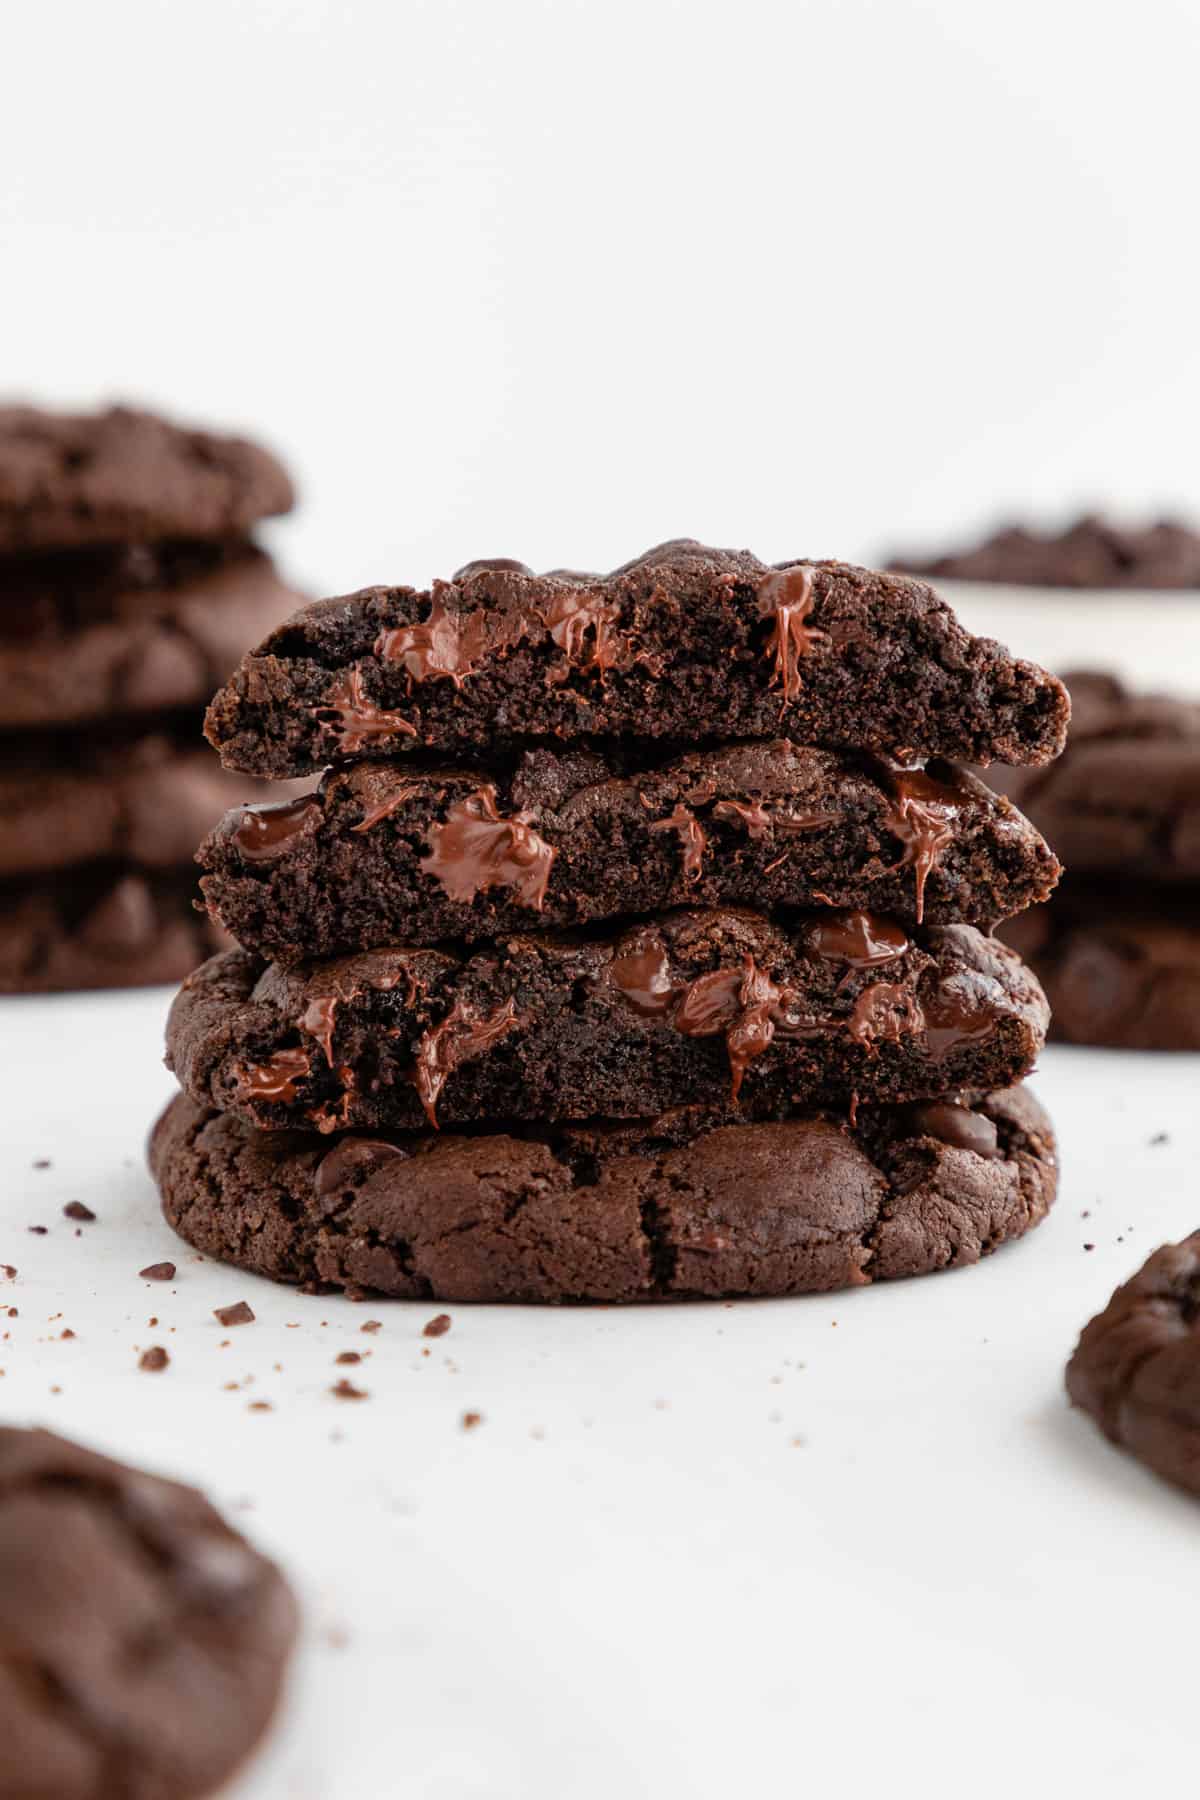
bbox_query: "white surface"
[3,0,1200,588]
[0,989,1197,1799]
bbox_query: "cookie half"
[0,541,302,729]
[0,867,227,994]
[151,1085,1057,1303]
[0,1425,297,1799]
[199,741,1060,961]
[0,404,293,551]
[166,911,1049,1133]
[1067,1234,1200,1497]
[204,542,1070,777]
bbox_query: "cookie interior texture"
[204,542,1070,777]
[0,1424,297,1800]
[1067,1233,1200,1497]
[152,1083,1057,1303]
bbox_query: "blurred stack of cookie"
[152,542,1067,1304]
[0,405,304,992]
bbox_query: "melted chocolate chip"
[538,589,621,673]
[374,594,490,687]
[806,911,909,967]
[880,761,967,924]
[648,803,707,882]
[233,796,322,861]
[922,984,1001,1059]
[411,999,520,1128]
[756,565,828,703]
[606,933,676,1016]
[235,1046,312,1104]
[675,956,783,1102]
[846,983,924,1047]
[301,995,340,1067]
[909,1101,1001,1158]
[318,667,416,753]
[420,787,556,909]
[351,780,420,834]
[314,1137,406,1198]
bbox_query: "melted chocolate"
[318,668,416,753]
[607,935,676,1016]
[538,589,621,673]
[410,998,520,1128]
[710,798,828,841]
[374,595,490,687]
[235,1046,312,1104]
[756,565,828,703]
[314,1137,405,1197]
[846,983,924,1047]
[420,787,556,909]
[675,956,783,1102]
[648,803,707,882]
[806,911,909,967]
[881,761,966,924]
[909,1101,1001,1158]
[922,985,1001,1059]
[233,796,322,861]
[351,780,421,834]
[301,995,340,1067]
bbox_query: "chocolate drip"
[235,1046,312,1104]
[411,998,521,1128]
[607,934,676,1016]
[314,1137,405,1197]
[648,804,707,882]
[375,594,489,687]
[318,668,416,753]
[806,911,909,967]
[909,1101,1001,1158]
[301,995,340,1067]
[538,589,621,674]
[419,787,556,909]
[880,761,966,923]
[351,781,421,834]
[756,566,828,703]
[233,796,322,860]
[674,956,784,1102]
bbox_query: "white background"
[4,4,1200,1797]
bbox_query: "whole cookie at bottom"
[0,1425,297,1800]
[150,1085,1057,1303]
[0,404,293,551]
[0,867,227,994]
[1067,1233,1200,1498]
[1002,885,1200,1049]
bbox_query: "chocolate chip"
[461,1411,483,1430]
[139,1346,169,1372]
[140,1261,177,1281]
[63,1202,95,1222]
[422,1313,452,1339]
[213,1302,255,1327]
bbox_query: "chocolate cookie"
[0,541,302,729]
[204,542,1070,777]
[1002,884,1200,1050]
[991,671,1200,884]
[889,513,1200,589]
[150,1084,1056,1302]
[0,1425,297,1800]
[0,867,227,994]
[0,719,295,877]
[199,740,1060,961]
[0,404,293,551]
[1067,1234,1200,1497]
[165,910,1049,1133]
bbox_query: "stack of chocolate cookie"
[0,405,302,991]
[152,542,1068,1304]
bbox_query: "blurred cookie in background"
[887,513,1200,589]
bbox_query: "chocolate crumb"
[461,1410,483,1430]
[7,1309,16,1319]
[59,1329,75,1340]
[360,1320,382,1334]
[331,1379,368,1400]
[139,1346,169,1372]
[248,1400,273,1413]
[140,1261,176,1281]
[335,1351,362,1365]
[423,1313,452,1339]
[1149,1131,1170,1146]
[1,1267,15,1280]
[1084,1242,1096,1252]
[214,1301,255,1326]
[32,1159,50,1169]
[63,1202,95,1222]
[27,1226,47,1236]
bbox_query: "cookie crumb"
[461,1410,483,1430]
[63,1202,95,1222]
[139,1346,169,1372]
[360,1320,382,1334]
[213,1301,255,1326]
[335,1351,362,1365]
[1,1267,15,1281]
[32,1158,51,1169]
[1149,1131,1170,1146]
[248,1400,273,1413]
[423,1313,452,1339]
[59,1329,75,1340]
[331,1379,368,1401]
[27,1226,47,1236]
[140,1261,176,1281]
[1084,1243,1096,1252]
